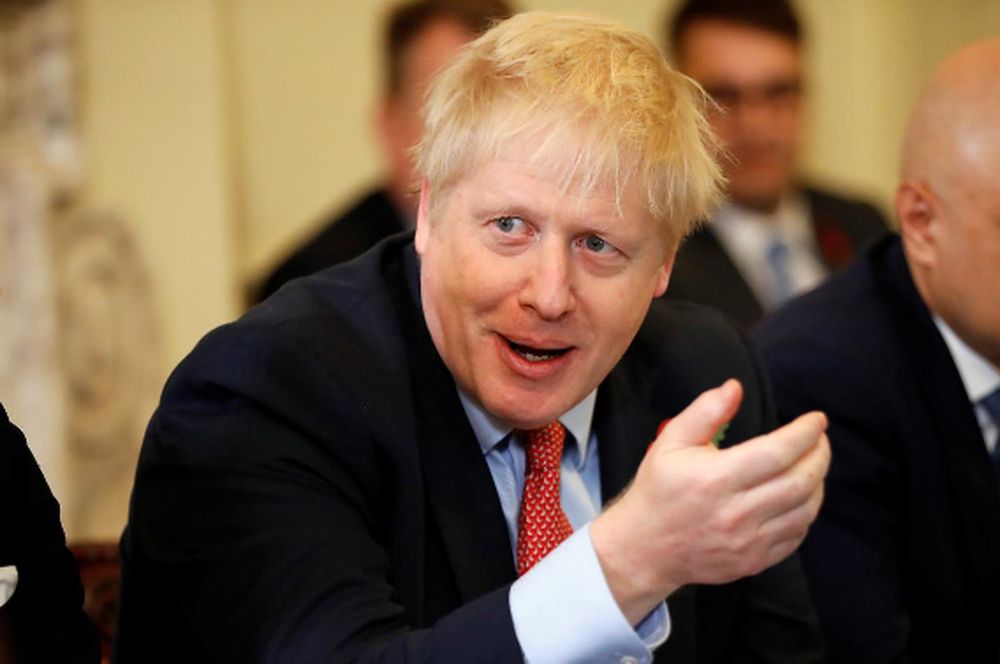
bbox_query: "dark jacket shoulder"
[255,187,406,302]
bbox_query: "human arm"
[116,375,524,664]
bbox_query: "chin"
[484,392,565,430]
[731,186,785,212]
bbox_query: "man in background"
[754,38,1000,663]
[664,0,887,329]
[255,0,512,303]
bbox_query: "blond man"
[118,13,828,663]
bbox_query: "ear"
[896,180,939,269]
[414,178,431,255]
[652,251,677,297]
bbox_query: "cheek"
[588,277,657,342]
[709,115,737,146]
[973,244,1000,320]
[777,116,801,151]
[438,242,515,324]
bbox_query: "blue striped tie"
[765,238,794,307]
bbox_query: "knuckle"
[716,506,745,536]
[791,472,812,500]
[763,445,788,475]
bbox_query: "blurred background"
[1,0,999,546]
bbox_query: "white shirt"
[711,194,828,310]
[934,317,1000,452]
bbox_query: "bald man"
[753,39,1000,663]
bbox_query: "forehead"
[678,19,800,86]
[455,158,626,215]
[399,18,473,96]
[436,130,649,219]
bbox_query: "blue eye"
[584,235,611,253]
[494,216,524,233]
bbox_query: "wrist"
[591,502,680,625]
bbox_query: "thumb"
[656,379,743,452]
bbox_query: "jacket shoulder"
[160,237,419,458]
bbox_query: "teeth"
[514,346,560,362]
[506,337,568,362]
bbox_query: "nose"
[518,241,576,321]
[731,99,775,136]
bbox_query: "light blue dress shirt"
[458,390,669,664]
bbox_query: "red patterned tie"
[516,422,574,576]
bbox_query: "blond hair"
[415,11,723,246]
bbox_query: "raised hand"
[590,379,830,625]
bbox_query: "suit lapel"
[595,352,700,664]
[594,356,660,502]
[397,247,516,604]
[671,228,764,331]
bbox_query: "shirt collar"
[934,316,1000,403]
[458,388,597,470]
[713,193,812,247]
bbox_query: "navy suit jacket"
[753,235,1000,663]
[116,233,822,663]
[667,186,889,330]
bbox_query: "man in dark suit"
[663,0,888,329]
[116,13,830,662]
[0,404,100,663]
[254,0,513,303]
[753,38,1000,663]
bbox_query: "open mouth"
[503,336,572,363]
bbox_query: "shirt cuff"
[0,566,18,608]
[509,523,670,664]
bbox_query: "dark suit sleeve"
[755,340,912,664]
[0,406,100,664]
[719,340,826,664]
[115,331,522,664]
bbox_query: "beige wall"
[79,0,239,372]
[228,0,386,282]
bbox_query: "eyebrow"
[470,202,543,222]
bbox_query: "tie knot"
[980,387,1000,425]
[523,422,566,472]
